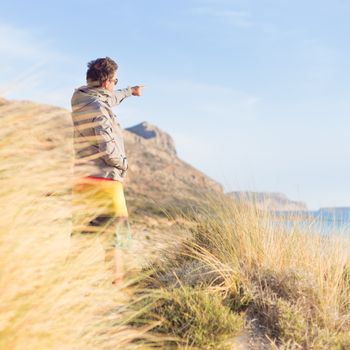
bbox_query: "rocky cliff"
[123,121,223,209]
[228,191,308,211]
[126,121,177,157]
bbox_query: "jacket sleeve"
[93,114,126,169]
[110,86,132,106]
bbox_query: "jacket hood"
[71,85,114,112]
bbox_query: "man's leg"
[103,216,131,284]
[110,180,131,284]
[104,247,124,284]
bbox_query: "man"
[70,57,143,284]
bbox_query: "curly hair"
[86,57,118,84]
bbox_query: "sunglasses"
[110,78,118,85]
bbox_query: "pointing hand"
[131,84,145,96]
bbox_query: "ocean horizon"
[274,208,350,234]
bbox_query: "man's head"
[86,57,118,91]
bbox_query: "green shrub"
[311,329,350,350]
[252,295,307,347]
[277,299,308,346]
[153,286,244,349]
[224,276,253,313]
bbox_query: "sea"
[273,208,350,235]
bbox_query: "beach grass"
[141,192,350,349]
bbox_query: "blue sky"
[1,0,349,209]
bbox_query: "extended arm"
[110,87,133,106]
[110,85,145,106]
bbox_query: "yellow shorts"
[71,176,131,249]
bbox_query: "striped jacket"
[71,82,132,182]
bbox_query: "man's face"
[102,73,117,91]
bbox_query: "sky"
[1,0,349,210]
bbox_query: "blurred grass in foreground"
[0,100,167,350]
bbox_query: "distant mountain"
[227,191,308,211]
[126,121,177,157]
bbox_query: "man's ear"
[101,80,107,88]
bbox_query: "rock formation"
[228,191,308,211]
[126,121,177,157]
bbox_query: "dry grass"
[0,100,165,350]
[147,192,350,348]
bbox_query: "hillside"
[0,98,223,213]
[228,191,308,211]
